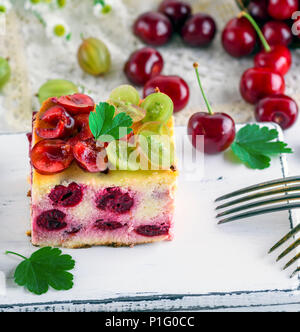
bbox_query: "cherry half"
[242,11,292,76]
[53,93,95,115]
[268,0,298,20]
[158,0,191,31]
[255,94,299,130]
[36,105,75,139]
[124,47,164,86]
[262,21,293,47]
[181,13,217,47]
[222,17,257,58]
[31,139,74,175]
[143,75,190,112]
[187,63,235,155]
[133,11,173,46]
[73,138,108,173]
[240,67,285,104]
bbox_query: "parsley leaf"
[231,124,293,170]
[6,247,75,295]
[89,102,133,142]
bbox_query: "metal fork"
[215,176,300,278]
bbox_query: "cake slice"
[29,86,178,248]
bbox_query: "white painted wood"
[0,125,299,311]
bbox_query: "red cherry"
[36,106,75,139]
[133,12,173,46]
[143,75,189,112]
[74,114,93,140]
[73,138,108,173]
[53,93,95,115]
[158,0,191,31]
[222,17,257,57]
[181,13,217,47]
[248,0,270,22]
[240,67,285,104]
[268,0,298,20]
[31,139,74,175]
[262,21,293,47]
[187,63,236,154]
[188,112,236,154]
[254,45,292,76]
[255,94,299,130]
[124,47,164,86]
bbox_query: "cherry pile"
[133,0,216,47]
[222,5,299,130]
[30,93,109,175]
[128,0,218,113]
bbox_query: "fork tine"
[276,239,300,262]
[218,203,300,224]
[269,224,300,253]
[283,253,300,270]
[216,194,300,218]
[216,185,300,210]
[215,176,300,202]
[290,267,300,278]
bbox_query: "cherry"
[255,45,292,76]
[222,17,257,57]
[242,11,292,76]
[158,0,191,31]
[240,67,285,104]
[135,224,170,237]
[72,138,108,173]
[248,0,270,22]
[133,11,173,46]
[95,187,134,214]
[94,220,125,231]
[268,0,298,20]
[36,106,75,139]
[53,93,95,115]
[143,75,189,112]
[49,182,83,207]
[187,63,236,155]
[255,94,299,130]
[31,139,74,175]
[74,114,93,140]
[36,209,67,231]
[181,13,216,47]
[262,21,293,47]
[124,47,164,86]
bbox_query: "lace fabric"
[1,0,300,132]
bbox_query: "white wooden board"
[0,125,299,311]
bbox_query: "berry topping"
[36,209,67,231]
[96,187,134,214]
[49,182,83,207]
[53,93,95,115]
[36,106,75,139]
[72,138,108,173]
[94,219,125,231]
[31,139,74,175]
[135,224,170,237]
[74,113,93,140]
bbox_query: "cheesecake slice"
[29,88,178,248]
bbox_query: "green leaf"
[231,124,293,170]
[6,247,75,295]
[89,102,133,142]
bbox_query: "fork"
[215,176,300,278]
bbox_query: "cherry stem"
[240,11,271,52]
[193,63,213,115]
[235,0,246,11]
[5,251,28,261]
